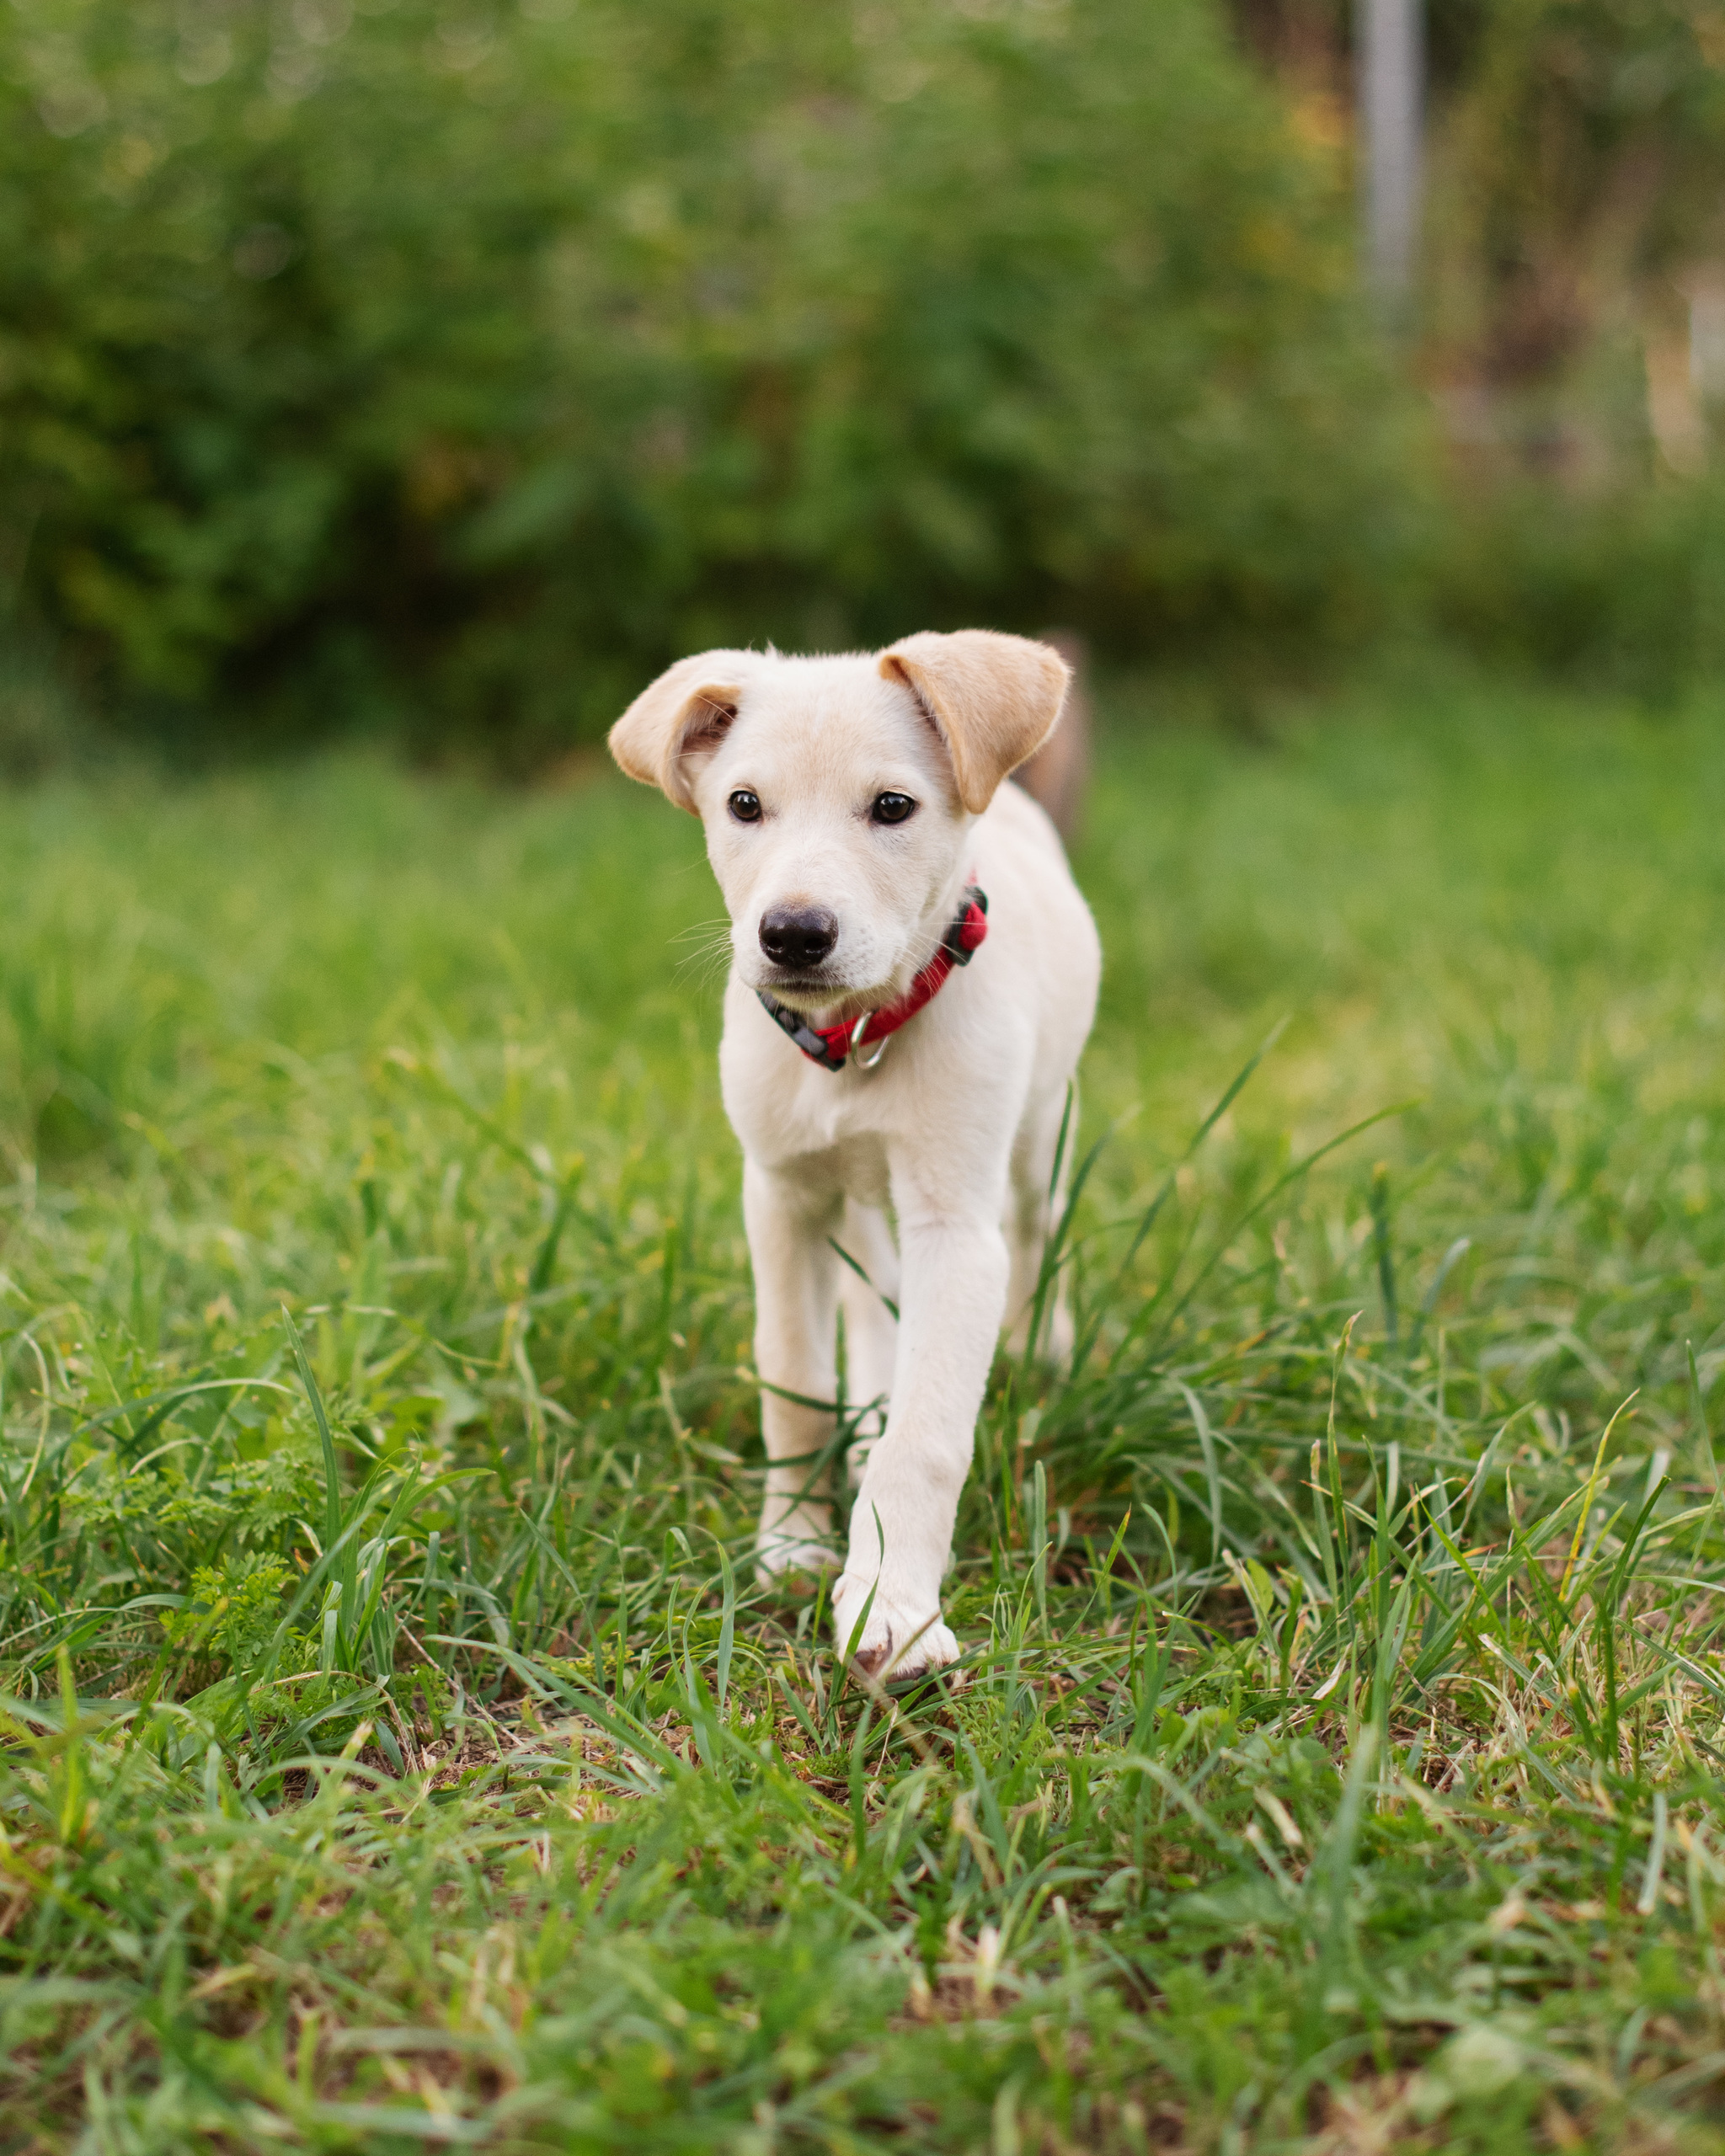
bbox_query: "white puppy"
[610,630,1100,1680]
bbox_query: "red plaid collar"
[756,887,988,1072]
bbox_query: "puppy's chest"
[729,1081,894,1204]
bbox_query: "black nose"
[759,905,838,969]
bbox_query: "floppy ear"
[878,630,1071,814]
[609,650,756,814]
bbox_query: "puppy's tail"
[1016,628,1092,846]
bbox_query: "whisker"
[670,915,734,947]
[675,947,737,989]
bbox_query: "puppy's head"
[609,630,1069,1011]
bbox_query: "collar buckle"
[849,1011,891,1071]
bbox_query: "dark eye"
[870,792,916,825]
[729,790,761,823]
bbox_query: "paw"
[755,1531,840,1586]
[831,1572,961,1685]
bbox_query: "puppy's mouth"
[752,966,857,1007]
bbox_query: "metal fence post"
[1358,0,1423,307]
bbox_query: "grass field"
[5,665,1725,2153]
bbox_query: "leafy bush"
[1434,474,1725,701]
[0,0,1420,753]
[0,629,98,775]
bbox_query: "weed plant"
[4,672,1725,2149]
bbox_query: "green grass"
[5,665,1725,2153]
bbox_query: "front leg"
[833,1190,1009,1681]
[745,1157,843,1580]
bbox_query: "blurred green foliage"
[1414,0,1725,701]
[18,0,1725,755]
[0,0,1420,754]
[1429,0,1725,377]
[1433,475,1725,701]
